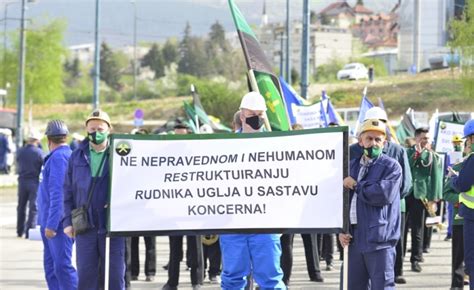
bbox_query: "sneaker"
[411,262,422,273]
[131,276,138,281]
[395,276,407,284]
[162,264,169,270]
[423,248,430,254]
[192,284,201,290]
[445,234,452,241]
[145,276,154,282]
[326,264,334,271]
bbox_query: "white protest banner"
[291,102,323,129]
[108,128,348,235]
[435,121,464,153]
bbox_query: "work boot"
[395,276,407,284]
[162,283,177,290]
[310,273,324,282]
[411,262,422,273]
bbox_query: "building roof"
[319,1,354,16]
[353,4,373,14]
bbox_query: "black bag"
[71,206,90,235]
[71,153,107,235]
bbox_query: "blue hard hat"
[45,120,69,136]
[464,119,474,138]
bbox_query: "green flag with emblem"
[228,0,290,131]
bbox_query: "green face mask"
[471,143,474,153]
[364,146,383,159]
[88,131,108,145]
[454,145,462,152]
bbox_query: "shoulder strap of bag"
[85,152,108,209]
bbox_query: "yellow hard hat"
[85,109,111,127]
[359,118,387,136]
[452,134,463,143]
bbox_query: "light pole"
[15,0,27,148]
[301,0,310,99]
[131,0,137,100]
[93,0,100,109]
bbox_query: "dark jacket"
[63,139,110,233]
[37,145,71,230]
[16,144,44,182]
[453,153,474,221]
[350,154,402,253]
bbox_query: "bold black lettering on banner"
[163,168,289,182]
[188,203,266,216]
[247,150,335,162]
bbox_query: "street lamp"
[130,0,137,100]
[15,0,36,148]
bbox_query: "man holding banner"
[219,91,286,289]
[339,118,402,289]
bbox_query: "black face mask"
[245,115,264,130]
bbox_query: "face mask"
[364,146,382,159]
[88,131,108,145]
[454,145,462,152]
[245,115,264,131]
[471,143,474,153]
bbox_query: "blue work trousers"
[40,227,78,290]
[75,230,125,290]
[344,230,396,290]
[17,180,38,237]
[220,234,286,290]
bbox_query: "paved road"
[0,184,455,289]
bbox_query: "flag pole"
[104,236,110,290]
[343,245,349,290]
[248,69,272,132]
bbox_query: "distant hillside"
[27,68,472,134]
[310,68,474,119]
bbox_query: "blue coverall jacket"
[63,139,125,290]
[349,154,402,253]
[37,145,78,290]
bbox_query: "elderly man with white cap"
[219,91,286,290]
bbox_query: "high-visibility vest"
[459,154,474,209]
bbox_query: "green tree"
[141,43,165,78]
[449,3,474,97]
[162,38,179,66]
[100,42,121,90]
[4,20,67,104]
[64,57,81,79]
[178,23,209,77]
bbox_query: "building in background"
[398,0,460,72]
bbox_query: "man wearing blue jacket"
[451,119,474,289]
[350,107,412,284]
[63,110,125,290]
[219,92,286,290]
[38,120,78,290]
[340,118,402,289]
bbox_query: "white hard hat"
[239,91,267,111]
[27,129,43,141]
[364,107,388,122]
